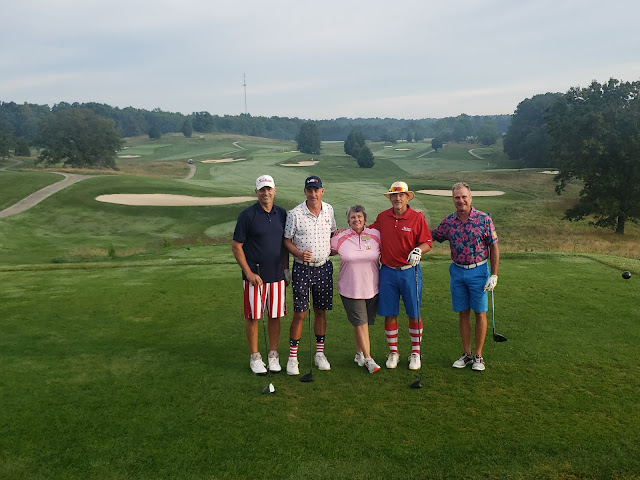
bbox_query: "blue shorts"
[378,265,422,318]
[449,263,489,313]
[292,261,333,312]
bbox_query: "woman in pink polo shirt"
[330,205,382,373]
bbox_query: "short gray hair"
[452,182,471,195]
[346,204,367,222]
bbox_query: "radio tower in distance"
[243,73,248,114]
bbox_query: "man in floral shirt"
[432,182,499,372]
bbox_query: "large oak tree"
[548,78,640,234]
[36,108,123,169]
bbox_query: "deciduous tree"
[36,108,123,169]
[548,78,640,234]
[296,121,321,155]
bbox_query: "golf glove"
[484,275,498,291]
[407,247,422,267]
[284,269,292,284]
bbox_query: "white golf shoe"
[408,353,421,370]
[365,357,381,374]
[268,351,282,373]
[250,354,267,375]
[385,352,399,369]
[286,357,299,376]
[354,352,365,367]
[452,352,474,369]
[472,354,485,371]
[314,353,331,371]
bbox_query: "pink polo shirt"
[330,227,381,299]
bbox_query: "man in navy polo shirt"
[232,174,290,375]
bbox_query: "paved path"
[417,149,434,158]
[0,159,23,171]
[184,164,196,180]
[0,173,95,218]
[468,149,484,159]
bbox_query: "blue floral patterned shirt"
[432,207,498,265]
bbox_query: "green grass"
[1,254,639,479]
[0,170,64,210]
[1,134,639,478]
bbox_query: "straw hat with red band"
[383,181,415,201]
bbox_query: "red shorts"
[243,280,287,319]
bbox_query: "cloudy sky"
[2,0,639,119]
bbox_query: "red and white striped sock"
[289,338,299,358]
[385,321,399,354]
[315,335,325,355]
[409,319,423,355]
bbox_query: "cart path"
[0,172,96,218]
[468,149,484,159]
[0,159,24,171]
[184,163,196,180]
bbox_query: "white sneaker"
[452,352,473,369]
[386,352,399,369]
[472,354,485,371]
[408,353,421,370]
[314,353,331,371]
[365,357,381,374]
[250,354,267,375]
[268,351,282,373]
[286,357,299,376]
[354,352,365,367]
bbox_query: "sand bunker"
[118,155,141,158]
[201,158,245,164]
[395,148,411,151]
[540,170,559,174]
[96,194,254,206]
[280,161,319,167]
[417,190,505,197]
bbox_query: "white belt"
[295,259,327,268]
[454,259,488,270]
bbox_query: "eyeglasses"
[389,186,407,192]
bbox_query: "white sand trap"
[540,170,559,174]
[96,194,254,206]
[417,190,505,197]
[118,155,141,158]
[201,158,245,164]
[384,145,393,148]
[395,148,411,151]
[280,161,319,167]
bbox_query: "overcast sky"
[2,0,639,120]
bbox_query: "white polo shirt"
[284,201,337,265]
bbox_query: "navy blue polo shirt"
[233,202,287,283]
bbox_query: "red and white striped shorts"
[243,280,287,319]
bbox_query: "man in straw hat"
[370,181,432,371]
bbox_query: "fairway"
[1,134,639,479]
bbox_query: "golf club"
[410,266,423,389]
[300,263,314,383]
[491,289,507,342]
[256,264,275,394]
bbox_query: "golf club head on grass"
[300,372,313,383]
[493,331,508,342]
[409,379,423,389]
[261,383,275,394]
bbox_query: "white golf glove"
[484,275,498,291]
[407,247,422,267]
[284,269,292,284]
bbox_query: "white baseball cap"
[256,175,275,190]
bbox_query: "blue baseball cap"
[304,176,323,189]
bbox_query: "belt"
[454,259,488,269]
[385,264,413,271]
[295,259,327,268]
